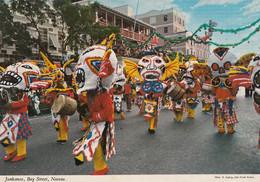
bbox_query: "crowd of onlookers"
[27,89,52,116]
[114,44,157,59]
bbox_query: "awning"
[49,33,61,48]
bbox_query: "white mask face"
[113,64,126,87]
[249,55,260,114]
[0,62,40,90]
[74,45,117,94]
[138,55,166,81]
[207,47,237,77]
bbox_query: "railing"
[98,21,153,43]
[120,28,152,43]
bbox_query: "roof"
[136,7,185,19]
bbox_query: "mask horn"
[40,52,56,72]
[101,38,108,45]
[99,34,116,78]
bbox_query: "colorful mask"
[249,55,260,114]
[207,47,237,77]
[0,62,40,90]
[124,52,179,82]
[74,35,117,94]
[138,52,166,81]
[112,64,126,87]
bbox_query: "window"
[164,27,168,33]
[1,50,7,54]
[150,17,156,24]
[182,20,185,26]
[164,15,168,21]
[179,18,182,24]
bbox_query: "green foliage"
[89,24,120,45]
[53,0,120,56]
[0,0,55,61]
[53,1,100,53]
[120,18,260,48]
[168,52,206,63]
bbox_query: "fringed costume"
[37,52,76,144]
[201,77,214,113]
[0,62,41,161]
[46,86,74,144]
[248,54,260,148]
[110,64,126,120]
[207,47,240,134]
[124,52,179,134]
[72,34,117,175]
[181,58,201,119]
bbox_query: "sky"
[92,0,260,59]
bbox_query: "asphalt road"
[0,89,259,176]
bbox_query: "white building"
[0,0,72,63]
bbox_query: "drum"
[52,94,77,115]
[166,83,185,101]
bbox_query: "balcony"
[98,21,152,44]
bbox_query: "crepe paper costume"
[46,88,74,144]
[73,34,117,175]
[77,92,90,131]
[181,58,202,119]
[207,47,240,134]
[201,77,214,113]
[36,52,75,145]
[236,53,257,67]
[248,55,260,148]
[165,97,186,123]
[124,51,179,133]
[109,86,125,120]
[109,64,126,119]
[164,58,187,123]
[0,62,41,161]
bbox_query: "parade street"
[0,89,259,176]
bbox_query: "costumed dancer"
[134,78,144,114]
[76,91,90,131]
[163,53,186,123]
[248,55,260,148]
[40,52,75,144]
[72,34,117,175]
[109,64,126,120]
[124,52,179,134]
[181,57,201,119]
[207,47,239,133]
[243,54,260,149]
[71,72,89,132]
[0,62,41,161]
[201,76,214,113]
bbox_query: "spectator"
[61,51,70,67]
[124,78,133,112]
[32,92,41,115]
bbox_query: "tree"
[53,0,99,54]
[168,52,205,63]
[0,0,34,58]
[89,24,120,45]
[53,0,120,54]
[0,0,57,61]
